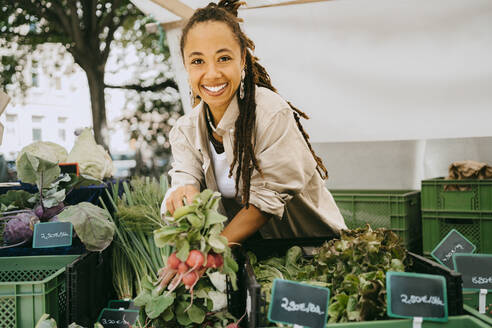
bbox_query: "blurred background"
[1,0,491,187]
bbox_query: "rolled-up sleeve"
[168,125,204,189]
[248,108,317,218]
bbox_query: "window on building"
[58,129,66,141]
[32,128,42,141]
[32,115,44,123]
[57,117,67,124]
[5,114,17,122]
[32,61,39,87]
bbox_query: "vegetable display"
[1,149,112,250]
[249,225,410,326]
[103,177,240,327]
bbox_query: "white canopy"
[130,0,492,143]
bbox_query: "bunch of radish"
[155,249,225,309]
[135,189,238,324]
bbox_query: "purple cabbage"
[3,211,39,245]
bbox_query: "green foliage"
[0,1,182,158]
[0,190,34,211]
[250,226,411,326]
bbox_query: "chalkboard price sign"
[97,308,139,328]
[33,222,73,248]
[431,229,476,269]
[268,279,330,328]
[453,254,492,291]
[108,299,139,310]
[387,271,448,322]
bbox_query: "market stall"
[1,0,492,327]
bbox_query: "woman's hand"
[166,185,200,215]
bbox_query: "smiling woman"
[161,0,346,243]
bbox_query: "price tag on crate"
[268,279,330,328]
[59,162,79,175]
[33,222,72,248]
[97,308,139,328]
[431,229,476,270]
[386,272,448,323]
[453,253,492,314]
[108,299,139,310]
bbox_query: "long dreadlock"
[180,0,328,206]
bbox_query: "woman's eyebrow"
[188,51,203,58]
[216,48,232,54]
[188,48,233,58]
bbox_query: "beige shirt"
[167,86,347,238]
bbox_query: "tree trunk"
[85,67,109,150]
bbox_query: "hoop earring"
[239,69,245,100]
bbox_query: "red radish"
[178,262,189,274]
[154,266,177,294]
[186,250,205,270]
[184,267,207,312]
[206,253,216,268]
[213,253,224,268]
[167,252,181,270]
[167,272,183,293]
[182,271,199,288]
[165,262,190,295]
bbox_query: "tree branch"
[105,80,179,92]
[68,0,86,54]
[49,1,74,40]
[98,0,122,32]
[101,21,118,63]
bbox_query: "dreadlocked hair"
[180,0,328,206]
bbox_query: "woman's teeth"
[203,83,227,92]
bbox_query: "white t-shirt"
[209,141,236,198]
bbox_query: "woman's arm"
[221,204,269,244]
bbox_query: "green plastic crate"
[463,292,492,325]
[331,190,422,253]
[422,211,492,256]
[421,178,492,212]
[322,315,489,327]
[0,255,79,328]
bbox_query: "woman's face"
[183,21,244,113]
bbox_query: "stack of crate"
[421,178,492,257]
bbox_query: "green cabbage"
[58,202,115,251]
[35,314,57,328]
[16,141,68,166]
[66,128,113,180]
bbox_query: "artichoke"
[3,211,39,245]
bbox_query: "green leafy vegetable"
[66,128,113,180]
[250,225,410,326]
[35,314,57,328]
[16,153,60,189]
[58,202,115,251]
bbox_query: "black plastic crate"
[0,181,111,207]
[66,246,115,326]
[235,238,463,328]
[0,237,86,257]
